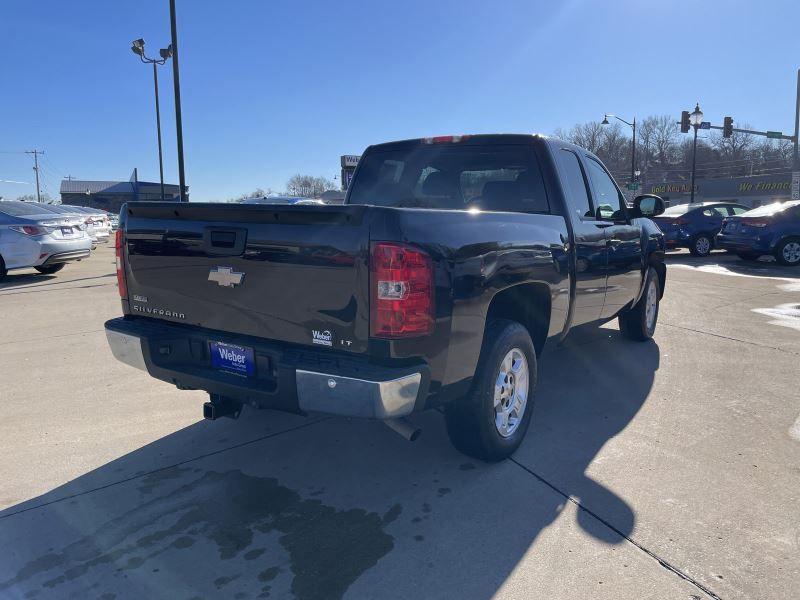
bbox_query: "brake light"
[85,217,95,225]
[742,218,769,228]
[10,225,51,236]
[422,135,470,144]
[115,229,127,299]
[370,242,434,338]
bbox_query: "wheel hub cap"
[493,348,529,438]
[696,237,710,254]
[783,242,800,263]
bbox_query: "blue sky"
[1,0,798,202]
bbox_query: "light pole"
[688,103,704,204]
[169,0,187,202]
[602,114,637,186]
[131,39,172,201]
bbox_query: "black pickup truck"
[106,134,666,461]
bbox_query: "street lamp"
[602,114,637,189]
[130,38,173,201]
[688,102,703,203]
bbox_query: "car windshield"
[347,142,549,213]
[0,201,58,217]
[742,200,800,217]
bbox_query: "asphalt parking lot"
[1,245,799,600]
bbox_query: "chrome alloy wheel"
[645,277,658,331]
[782,241,800,264]
[695,236,711,255]
[493,348,529,438]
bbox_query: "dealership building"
[59,169,186,213]
[646,173,793,208]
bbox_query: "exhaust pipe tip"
[384,417,422,442]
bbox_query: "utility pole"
[25,150,44,202]
[169,0,187,202]
[793,68,800,200]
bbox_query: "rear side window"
[557,150,592,219]
[347,143,549,213]
[731,206,748,215]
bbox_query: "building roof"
[60,180,183,195]
[60,180,134,194]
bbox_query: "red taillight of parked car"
[115,229,127,299]
[370,242,434,338]
[741,218,769,228]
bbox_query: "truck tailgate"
[123,203,370,354]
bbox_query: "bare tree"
[286,175,336,198]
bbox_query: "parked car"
[105,133,667,461]
[32,204,99,246]
[651,201,749,256]
[0,201,92,279]
[717,200,800,265]
[66,206,112,242]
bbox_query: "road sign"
[792,171,800,201]
[699,121,711,130]
[626,182,640,191]
[766,131,783,139]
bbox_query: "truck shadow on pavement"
[0,327,659,600]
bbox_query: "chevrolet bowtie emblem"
[208,266,245,288]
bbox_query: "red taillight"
[742,218,769,228]
[10,225,49,236]
[115,229,127,299]
[370,242,434,338]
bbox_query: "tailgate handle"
[203,227,247,256]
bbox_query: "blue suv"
[652,201,749,256]
[716,200,800,266]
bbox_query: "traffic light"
[723,116,733,138]
[680,110,691,133]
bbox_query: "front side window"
[585,158,625,221]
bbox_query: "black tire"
[736,252,761,261]
[618,266,660,341]
[35,263,66,275]
[775,238,800,267]
[444,319,537,462]
[0,256,6,281]
[689,234,712,257]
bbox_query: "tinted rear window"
[347,143,549,213]
[0,202,55,217]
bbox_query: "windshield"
[347,143,549,213]
[742,200,800,217]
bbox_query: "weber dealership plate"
[210,341,255,376]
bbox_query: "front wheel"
[35,263,66,275]
[619,266,660,341]
[689,234,712,257]
[775,238,800,266]
[445,319,537,462]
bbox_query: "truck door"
[583,156,641,319]
[554,148,608,325]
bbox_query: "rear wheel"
[35,263,66,275]
[445,319,537,462]
[689,234,712,257]
[775,238,800,266]
[619,266,660,341]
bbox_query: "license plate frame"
[209,341,255,377]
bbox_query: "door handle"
[606,238,623,247]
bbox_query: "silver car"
[65,205,112,242]
[0,201,92,279]
[29,203,98,245]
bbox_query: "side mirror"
[631,194,665,218]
